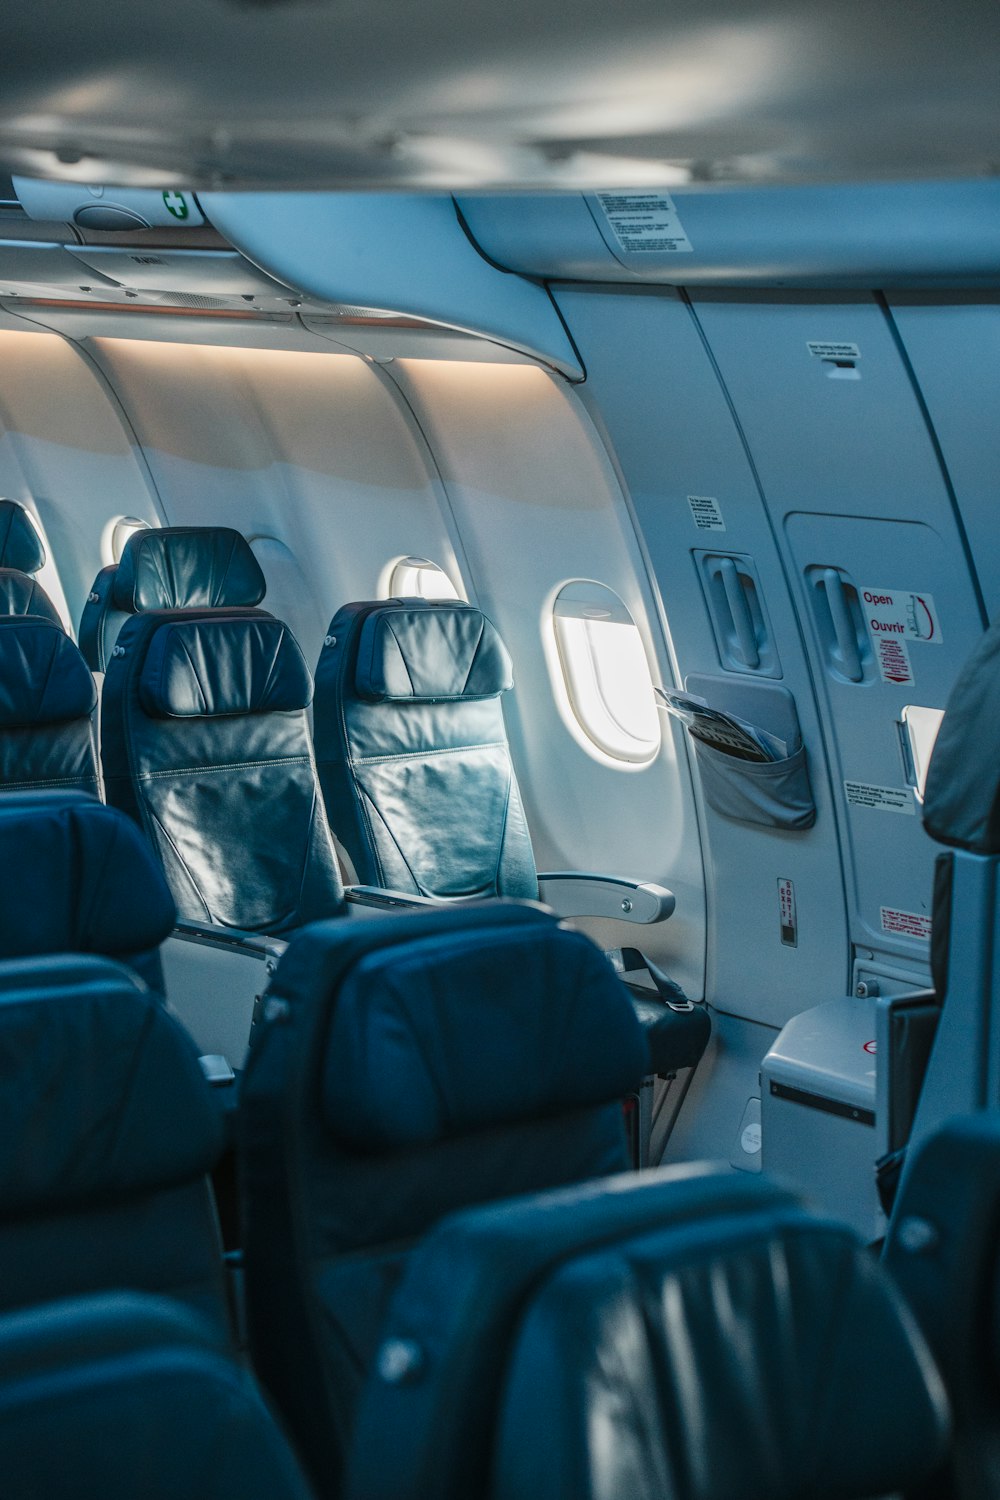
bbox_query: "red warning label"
[880,906,932,940]
[876,635,913,685]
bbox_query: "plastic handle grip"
[719,558,760,669]
[822,568,864,682]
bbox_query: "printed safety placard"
[688,495,725,531]
[807,341,861,361]
[859,586,942,684]
[844,781,916,815]
[595,193,693,254]
[880,906,932,941]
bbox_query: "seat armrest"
[345,885,460,911]
[173,920,288,961]
[535,873,675,924]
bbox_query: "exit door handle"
[719,558,761,669]
[820,568,865,683]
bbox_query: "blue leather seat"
[347,1167,950,1500]
[0,498,63,625]
[0,790,176,995]
[876,618,1000,1207]
[239,901,649,1498]
[0,953,229,1333]
[79,524,268,671]
[0,1292,314,1500]
[0,616,100,797]
[314,599,536,899]
[313,598,710,1081]
[102,606,344,933]
[883,1114,1000,1500]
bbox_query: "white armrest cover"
[535,873,675,924]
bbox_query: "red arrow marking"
[916,596,934,640]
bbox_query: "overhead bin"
[457,179,1000,287]
[4,178,299,303]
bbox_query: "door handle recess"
[805,565,871,684]
[719,558,761,669]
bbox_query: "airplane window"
[106,515,151,565]
[387,556,462,600]
[551,581,661,766]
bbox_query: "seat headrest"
[0,568,62,626]
[0,617,96,727]
[924,620,1000,852]
[0,792,176,965]
[493,1211,950,1500]
[0,955,224,1214]
[112,527,267,612]
[321,921,648,1151]
[0,501,45,575]
[355,603,513,702]
[140,616,312,719]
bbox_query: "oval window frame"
[548,580,661,769]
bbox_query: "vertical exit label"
[778,878,797,947]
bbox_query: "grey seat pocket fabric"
[692,739,816,830]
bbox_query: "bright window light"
[552,582,660,765]
[901,705,945,802]
[388,556,462,600]
[108,516,151,565]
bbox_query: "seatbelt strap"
[615,947,696,1012]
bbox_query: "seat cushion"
[0,500,45,574]
[322,922,649,1151]
[0,792,176,988]
[0,568,62,625]
[0,954,224,1214]
[0,616,96,726]
[140,616,312,718]
[0,1292,315,1500]
[356,603,513,702]
[493,1206,950,1500]
[113,527,266,612]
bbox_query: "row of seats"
[0,788,982,1500]
[0,503,707,1084]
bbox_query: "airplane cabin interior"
[0,2,998,1496]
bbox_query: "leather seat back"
[102,608,344,932]
[491,1186,949,1500]
[0,498,62,626]
[348,1168,949,1500]
[314,599,538,898]
[79,525,267,671]
[0,1292,315,1500]
[240,902,649,1498]
[0,617,100,797]
[0,954,228,1334]
[0,790,176,995]
[884,1114,1000,1500]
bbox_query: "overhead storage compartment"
[458,180,1000,287]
